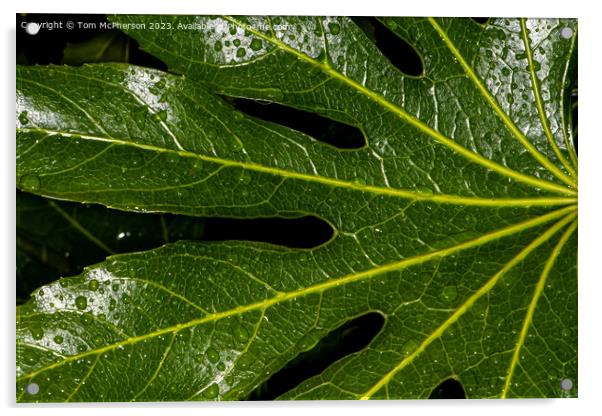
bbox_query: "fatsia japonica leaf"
[16,16,578,401]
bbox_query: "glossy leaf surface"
[16,16,578,401]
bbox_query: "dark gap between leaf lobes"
[248,312,385,400]
[222,96,366,149]
[351,17,424,77]
[428,378,466,399]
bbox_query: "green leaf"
[16,16,577,401]
[16,192,205,303]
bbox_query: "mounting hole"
[560,27,574,39]
[25,22,40,36]
[560,378,573,391]
[26,382,39,395]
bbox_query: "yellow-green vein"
[130,331,178,401]
[359,211,576,399]
[17,205,576,382]
[427,17,577,190]
[222,16,574,196]
[519,18,577,179]
[18,127,578,205]
[501,218,577,398]
[65,354,100,402]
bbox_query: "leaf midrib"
[17,205,576,382]
[17,127,577,207]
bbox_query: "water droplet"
[507,94,514,104]
[81,313,93,324]
[109,298,117,311]
[206,348,220,363]
[328,22,341,35]
[250,38,262,51]
[132,107,148,129]
[154,79,166,90]
[515,51,528,60]
[156,110,168,122]
[501,67,511,76]
[30,327,44,340]
[54,335,64,344]
[236,47,246,58]
[441,285,458,301]
[214,41,223,51]
[88,279,99,291]
[401,339,418,355]
[529,60,541,72]
[230,140,243,152]
[239,171,252,184]
[264,88,284,101]
[18,111,29,125]
[75,296,88,310]
[562,328,571,338]
[415,186,433,196]
[217,362,226,371]
[234,325,249,342]
[111,283,120,292]
[19,174,40,191]
[204,383,219,399]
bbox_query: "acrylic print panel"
[16,14,578,402]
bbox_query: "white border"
[3,1,601,415]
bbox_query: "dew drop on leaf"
[250,38,262,51]
[328,22,341,35]
[88,279,99,291]
[401,339,418,355]
[54,335,64,344]
[239,171,252,184]
[75,296,88,310]
[18,111,29,125]
[81,313,93,324]
[204,383,219,399]
[30,327,44,340]
[236,47,246,58]
[19,174,41,191]
[441,286,458,302]
[156,110,168,122]
[234,325,249,342]
[415,186,433,196]
[206,347,220,363]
